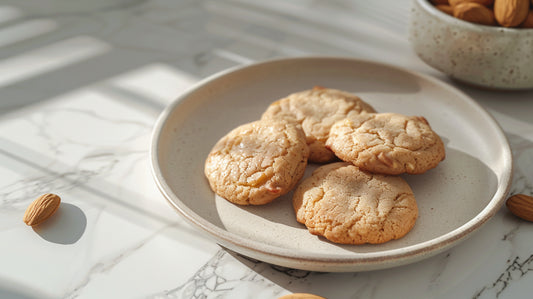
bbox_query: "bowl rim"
[415,0,533,33]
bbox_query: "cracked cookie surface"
[293,162,418,244]
[261,87,376,163]
[326,113,445,175]
[205,120,309,205]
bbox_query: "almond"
[453,2,497,25]
[449,0,494,6]
[23,193,61,226]
[437,4,455,15]
[520,10,533,28]
[506,194,533,222]
[494,0,530,27]
[432,0,450,5]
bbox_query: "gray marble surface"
[1,0,533,298]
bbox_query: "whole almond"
[23,193,61,226]
[432,0,450,5]
[437,4,455,15]
[453,3,497,25]
[506,194,533,222]
[494,0,530,27]
[520,10,533,28]
[449,0,495,6]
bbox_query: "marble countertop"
[1,0,533,298]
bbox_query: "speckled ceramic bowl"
[409,0,533,89]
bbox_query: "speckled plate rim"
[150,56,513,272]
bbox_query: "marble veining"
[150,250,280,299]
[474,254,533,298]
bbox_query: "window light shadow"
[0,36,110,88]
[0,19,57,48]
[0,5,22,25]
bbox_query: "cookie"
[326,113,445,175]
[205,120,309,205]
[293,162,418,244]
[261,87,376,163]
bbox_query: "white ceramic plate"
[150,57,512,272]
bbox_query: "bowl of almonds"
[409,0,533,89]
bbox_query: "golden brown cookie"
[261,87,376,163]
[205,120,309,205]
[326,113,445,175]
[293,162,418,244]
